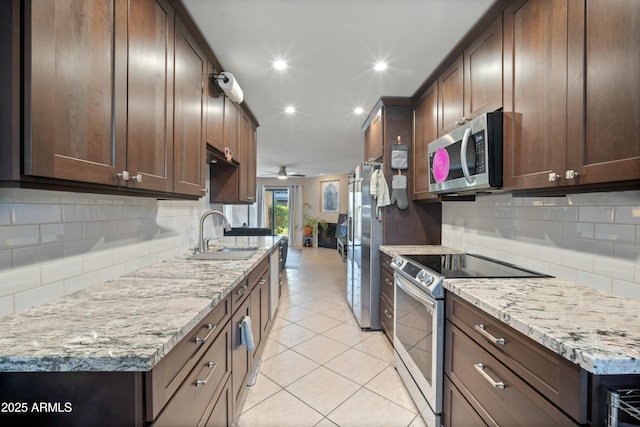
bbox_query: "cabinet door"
[412,82,438,200]
[443,377,487,427]
[203,377,232,427]
[464,14,503,119]
[503,0,568,190]
[224,100,239,161]
[26,0,127,185]
[173,16,206,196]
[566,0,640,186]
[249,281,262,362]
[126,0,174,192]
[206,62,226,154]
[231,296,251,409]
[237,112,256,203]
[364,108,383,161]
[438,55,464,136]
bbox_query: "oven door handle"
[395,274,435,309]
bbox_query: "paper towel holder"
[209,70,244,104]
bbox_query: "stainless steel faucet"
[198,210,232,253]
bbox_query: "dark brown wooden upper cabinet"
[237,112,257,203]
[566,0,640,187]
[126,0,174,193]
[437,55,464,136]
[412,82,439,201]
[224,100,239,162]
[503,0,569,190]
[25,0,128,185]
[464,14,503,120]
[206,61,226,154]
[364,108,383,161]
[173,15,206,196]
[505,0,640,192]
[438,15,503,137]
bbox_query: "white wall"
[0,167,226,318]
[441,190,640,299]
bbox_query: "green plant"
[303,213,328,234]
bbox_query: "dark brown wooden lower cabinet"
[152,320,231,427]
[445,321,577,427]
[204,376,233,427]
[231,295,252,409]
[443,377,487,427]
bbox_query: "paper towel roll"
[218,72,244,104]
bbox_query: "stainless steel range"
[391,252,550,427]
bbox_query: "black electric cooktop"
[402,253,550,279]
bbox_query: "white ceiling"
[182,0,495,178]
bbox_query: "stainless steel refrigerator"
[347,163,383,330]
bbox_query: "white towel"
[369,169,379,198]
[240,316,255,351]
[376,170,391,208]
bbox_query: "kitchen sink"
[186,247,258,260]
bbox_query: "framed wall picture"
[320,180,340,213]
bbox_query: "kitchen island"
[0,235,283,426]
[381,245,640,426]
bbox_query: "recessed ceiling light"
[285,106,295,114]
[374,62,388,71]
[354,107,364,115]
[273,60,287,70]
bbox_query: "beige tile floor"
[236,247,426,427]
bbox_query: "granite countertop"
[0,236,282,373]
[380,245,640,376]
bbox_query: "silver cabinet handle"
[474,363,505,389]
[131,173,143,182]
[548,172,561,182]
[385,277,393,286]
[194,361,217,387]
[383,309,392,319]
[194,323,217,345]
[565,169,579,179]
[474,324,505,345]
[236,283,249,296]
[117,171,130,181]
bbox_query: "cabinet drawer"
[380,293,394,342]
[446,293,585,422]
[380,267,395,306]
[248,257,269,288]
[153,320,232,427]
[146,296,231,421]
[443,377,487,427]
[445,321,577,427]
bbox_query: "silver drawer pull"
[383,309,392,319]
[474,324,505,345]
[385,277,393,286]
[194,323,217,345]
[194,361,217,387]
[236,283,249,296]
[474,363,505,389]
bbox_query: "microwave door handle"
[460,127,475,185]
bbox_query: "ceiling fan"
[261,166,306,179]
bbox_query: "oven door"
[393,272,444,419]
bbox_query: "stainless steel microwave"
[427,112,503,194]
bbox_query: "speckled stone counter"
[0,236,282,372]
[380,245,640,376]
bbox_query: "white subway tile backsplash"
[14,282,64,312]
[611,280,640,301]
[578,206,615,223]
[41,222,83,244]
[0,251,11,270]
[0,204,10,225]
[0,296,13,318]
[595,223,636,243]
[614,205,640,224]
[41,258,84,285]
[10,203,63,225]
[0,266,41,298]
[593,257,635,282]
[576,271,612,293]
[13,243,64,269]
[0,225,40,248]
[63,272,101,295]
[443,190,640,300]
[83,252,115,273]
[63,205,99,222]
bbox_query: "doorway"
[265,188,289,235]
